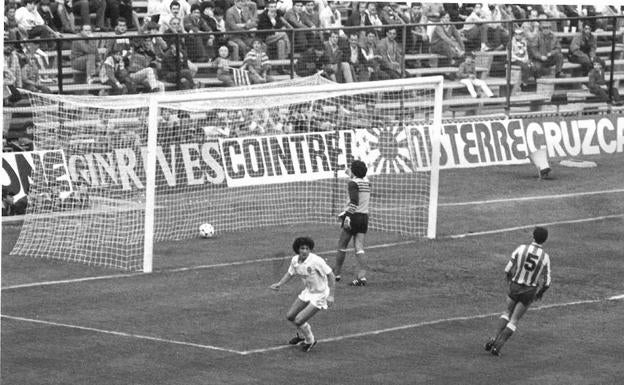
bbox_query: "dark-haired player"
[270,237,335,352]
[485,226,552,356]
[334,160,371,287]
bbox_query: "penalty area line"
[0,314,245,355]
[240,294,624,355]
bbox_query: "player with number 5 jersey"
[484,227,551,356]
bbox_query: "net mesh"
[10,76,441,271]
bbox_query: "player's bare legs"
[491,301,529,355]
[334,230,352,280]
[353,233,368,281]
[286,299,320,347]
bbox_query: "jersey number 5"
[524,254,538,271]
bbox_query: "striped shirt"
[505,242,551,287]
[345,177,371,216]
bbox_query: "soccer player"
[485,226,551,356]
[334,160,371,286]
[270,237,335,352]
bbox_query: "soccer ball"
[199,223,215,238]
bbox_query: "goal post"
[13,76,444,273]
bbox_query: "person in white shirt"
[318,0,344,37]
[271,237,335,353]
[15,0,60,46]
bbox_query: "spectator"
[379,2,408,26]
[345,1,366,29]
[376,26,405,79]
[363,2,384,39]
[52,0,77,33]
[431,11,465,65]
[361,30,392,81]
[214,45,235,86]
[568,23,597,75]
[205,5,229,53]
[4,47,23,106]
[318,0,344,38]
[284,0,309,52]
[104,17,132,55]
[460,3,489,52]
[341,33,369,82]
[106,0,139,30]
[529,20,566,78]
[5,6,23,41]
[256,0,290,61]
[295,39,328,78]
[510,28,533,90]
[487,4,511,50]
[588,57,621,104]
[160,43,197,89]
[72,0,107,31]
[162,16,188,51]
[225,0,257,61]
[20,41,52,93]
[71,24,100,84]
[159,0,186,32]
[38,0,63,33]
[15,0,61,48]
[458,51,493,98]
[406,2,430,55]
[244,38,273,84]
[99,47,132,94]
[125,46,165,92]
[521,8,540,48]
[323,29,344,82]
[184,3,212,62]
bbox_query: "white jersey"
[288,253,332,295]
[505,242,551,287]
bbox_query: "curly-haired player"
[485,227,552,356]
[270,237,335,352]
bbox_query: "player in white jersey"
[334,160,371,287]
[270,237,335,352]
[485,227,551,356]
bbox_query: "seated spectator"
[244,38,273,84]
[126,47,165,92]
[225,0,257,61]
[363,2,384,40]
[72,0,106,31]
[99,47,133,94]
[340,33,369,82]
[430,11,465,65]
[301,0,322,44]
[460,3,489,52]
[295,43,327,77]
[4,47,23,106]
[71,24,100,84]
[568,23,597,75]
[53,0,78,33]
[257,0,290,61]
[20,41,52,93]
[159,0,186,32]
[361,30,393,81]
[284,1,309,52]
[160,44,197,89]
[318,0,345,38]
[205,6,229,53]
[379,2,408,26]
[376,27,405,79]
[183,4,212,62]
[406,2,430,54]
[134,21,167,69]
[588,57,621,104]
[214,45,235,86]
[323,30,344,82]
[521,8,540,48]
[510,28,533,90]
[458,51,493,98]
[106,0,139,30]
[104,17,132,55]
[5,6,23,40]
[345,1,366,30]
[487,4,511,50]
[162,16,188,50]
[38,0,63,33]
[15,0,61,49]
[529,20,565,78]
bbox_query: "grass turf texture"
[2,152,623,384]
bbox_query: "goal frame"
[143,76,444,272]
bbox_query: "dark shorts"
[343,213,368,235]
[508,282,538,306]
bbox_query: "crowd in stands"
[4,1,624,99]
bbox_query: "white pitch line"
[446,213,624,239]
[0,314,244,355]
[240,294,624,355]
[439,188,624,207]
[3,213,623,291]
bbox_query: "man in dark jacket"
[568,23,597,75]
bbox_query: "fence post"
[57,37,64,94]
[290,28,295,78]
[609,16,617,102]
[175,34,181,89]
[505,20,512,115]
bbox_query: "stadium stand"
[4,2,624,152]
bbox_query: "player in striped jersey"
[333,160,371,287]
[485,227,551,356]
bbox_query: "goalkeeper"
[485,227,552,356]
[333,160,371,287]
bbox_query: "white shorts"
[298,289,330,310]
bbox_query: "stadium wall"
[3,114,624,202]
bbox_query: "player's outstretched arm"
[270,272,292,290]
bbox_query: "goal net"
[11,76,443,272]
